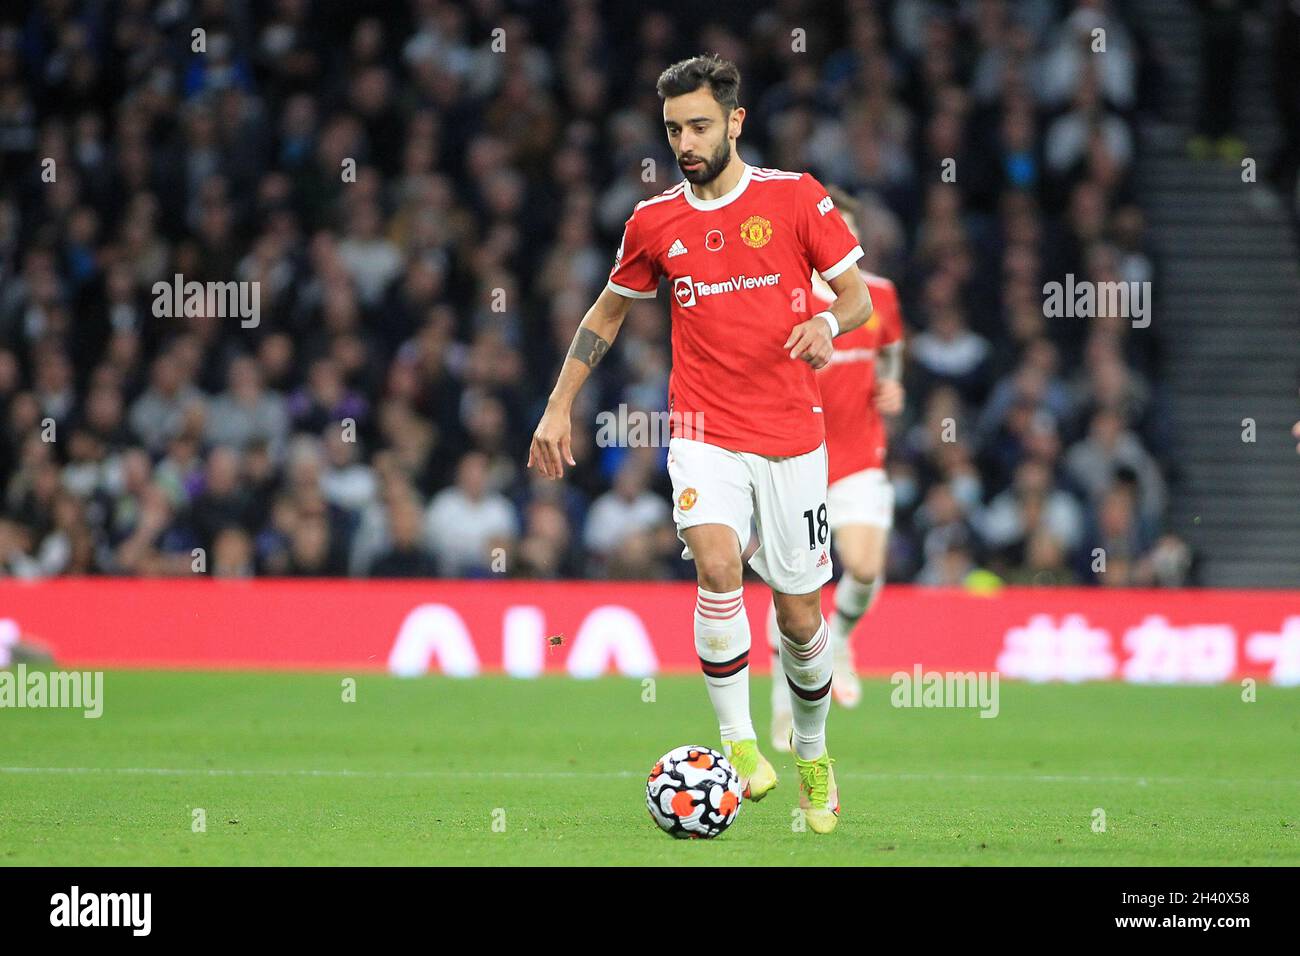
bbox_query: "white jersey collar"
[684,162,753,211]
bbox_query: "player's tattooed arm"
[568,327,611,368]
[530,288,632,479]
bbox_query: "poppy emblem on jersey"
[678,487,699,511]
[740,215,772,249]
[705,229,725,251]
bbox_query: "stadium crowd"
[0,0,1192,586]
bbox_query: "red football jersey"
[816,271,904,484]
[607,164,863,457]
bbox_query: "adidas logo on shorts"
[816,550,830,568]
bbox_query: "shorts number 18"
[802,504,828,550]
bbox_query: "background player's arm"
[529,287,633,478]
[874,341,905,415]
[784,268,873,368]
[876,341,902,382]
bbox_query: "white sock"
[766,599,791,719]
[829,574,880,652]
[778,617,833,760]
[694,586,755,742]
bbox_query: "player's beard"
[679,139,731,185]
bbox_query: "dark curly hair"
[655,54,741,112]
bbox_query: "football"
[645,745,743,838]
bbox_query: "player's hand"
[874,379,904,416]
[528,403,576,479]
[784,316,834,369]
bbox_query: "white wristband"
[815,310,840,338]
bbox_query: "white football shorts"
[666,437,832,595]
[826,467,895,532]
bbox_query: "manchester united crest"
[739,215,772,249]
[678,487,699,511]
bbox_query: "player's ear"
[728,106,745,141]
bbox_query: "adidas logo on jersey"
[667,238,688,258]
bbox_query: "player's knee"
[774,603,821,644]
[836,540,884,583]
[695,555,742,594]
[841,557,883,587]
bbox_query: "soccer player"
[768,188,905,752]
[528,54,872,834]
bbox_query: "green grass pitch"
[1,671,1297,865]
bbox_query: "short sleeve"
[796,174,864,281]
[606,208,658,299]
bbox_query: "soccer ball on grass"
[645,745,743,838]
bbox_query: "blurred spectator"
[1081,482,1153,585]
[424,451,517,576]
[128,353,204,455]
[513,499,580,579]
[582,460,669,571]
[1064,408,1166,524]
[204,355,290,459]
[369,491,438,577]
[1006,529,1079,586]
[212,526,255,578]
[190,446,254,552]
[977,458,1085,562]
[908,302,991,402]
[321,429,377,515]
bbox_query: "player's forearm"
[546,297,626,411]
[823,276,873,337]
[877,342,903,382]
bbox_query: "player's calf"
[772,593,833,762]
[827,527,887,709]
[827,571,881,709]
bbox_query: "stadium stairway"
[1131,0,1300,586]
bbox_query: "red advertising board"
[0,579,1296,684]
